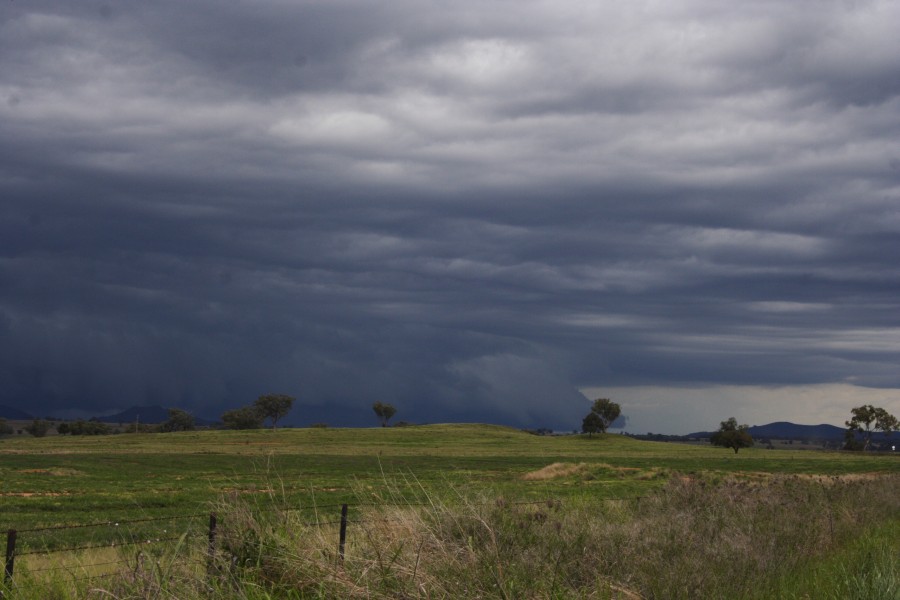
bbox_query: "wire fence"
[3,494,648,586]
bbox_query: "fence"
[3,495,646,588]
[4,510,210,586]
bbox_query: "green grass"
[758,518,900,599]
[1,425,899,598]
[2,425,897,533]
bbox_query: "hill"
[94,405,171,424]
[688,420,896,443]
[747,421,846,440]
[688,421,847,441]
[94,405,214,426]
[0,405,34,420]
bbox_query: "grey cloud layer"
[2,0,899,428]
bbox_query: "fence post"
[4,529,15,584]
[206,513,217,578]
[338,504,348,563]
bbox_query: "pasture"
[1,425,898,598]
[2,425,897,532]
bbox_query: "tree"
[25,419,51,438]
[0,418,13,435]
[843,428,864,451]
[222,406,264,430]
[254,394,295,430]
[160,408,196,432]
[581,412,604,437]
[846,405,898,451]
[123,422,153,433]
[372,402,397,427]
[581,398,621,437]
[710,417,754,454]
[66,420,111,435]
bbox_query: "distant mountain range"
[0,404,213,425]
[94,405,215,426]
[689,420,893,442]
[93,405,174,424]
[0,406,893,441]
[0,405,34,420]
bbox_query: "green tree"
[254,394,295,430]
[68,420,111,435]
[846,405,898,451]
[25,419,51,438]
[710,417,754,454]
[222,406,264,430]
[843,428,863,451]
[372,402,397,427]
[581,398,621,437]
[160,408,196,432]
[581,412,604,437]
[123,422,153,433]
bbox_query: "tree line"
[580,398,896,453]
[2,394,297,437]
[3,396,404,437]
[5,395,894,448]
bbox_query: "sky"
[2,0,900,433]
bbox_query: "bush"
[25,419,50,437]
[221,406,264,430]
[64,419,112,435]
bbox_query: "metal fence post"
[207,513,217,578]
[338,504,348,562]
[4,529,16,584]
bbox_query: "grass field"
[3,425,898,529]
[1,425,898,598]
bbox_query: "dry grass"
[202,472,899,599]
[5,472,899,599]
[522,461,589,480]
[523,461,668,483]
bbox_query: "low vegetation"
[1,425,898,598]
[3,472,899,599]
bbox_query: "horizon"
[0,400,871,437]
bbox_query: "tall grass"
[3,472,898,599]
[757,516,900,600]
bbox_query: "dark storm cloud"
[2,1,899,430]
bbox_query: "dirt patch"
[523,462,588,480]
[17,468,85,476]
[524,462,665,481]
[221,487,277,494]
[0,491,72,497]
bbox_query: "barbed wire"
[67,571,121,584]
[17,534,194,557]
[10,495,645,535]
[1,492,657,588]
[17,512,210,534]
[7,494,650,566]
[23,558,131,574]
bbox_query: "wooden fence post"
[206,513,217,578]
[338,504,348,562]
[4,529,15,584]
